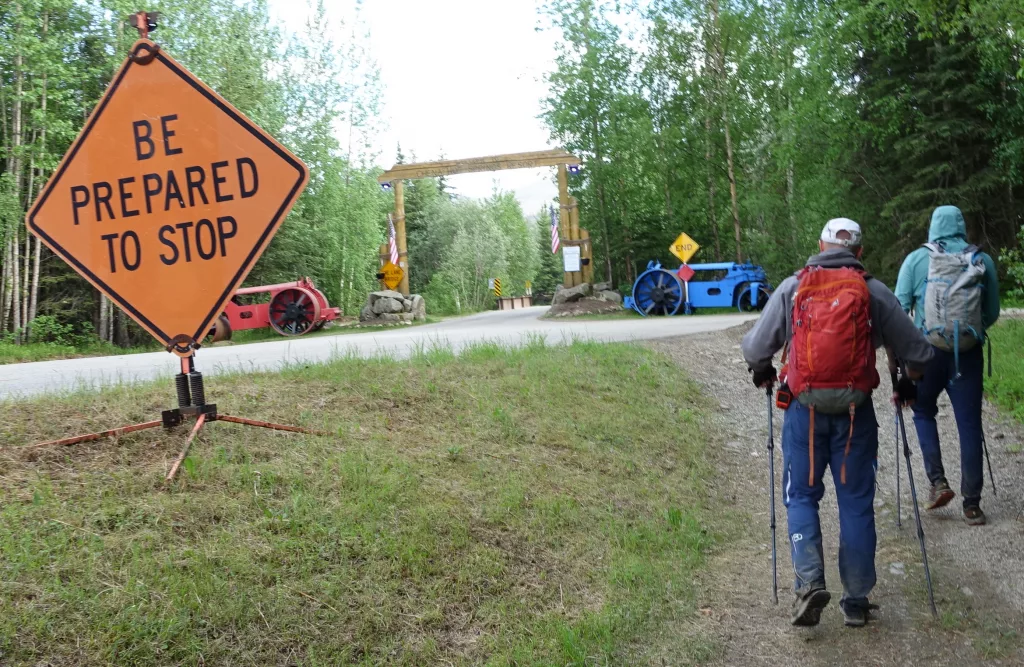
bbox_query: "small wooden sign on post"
[380,262,404,290]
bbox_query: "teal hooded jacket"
[895,205,1000,336]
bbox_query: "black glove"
[895,376,917,406]
[751,366,777,389]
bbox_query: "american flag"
[387,214,400,265]
[550,205,560,254]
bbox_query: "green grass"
[0,340,156,364]
[0,341,716,665]
[986,319,1024,423]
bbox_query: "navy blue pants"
[781,400,878,606]
[911,345,984,508]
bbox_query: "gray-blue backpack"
[922,242,986,376]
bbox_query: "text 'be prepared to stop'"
[67,113,259,273]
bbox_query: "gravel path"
[649,323,1024,666]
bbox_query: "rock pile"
[359,291,426,325]
[547,282,624,317]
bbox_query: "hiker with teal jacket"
[895,205,1000,526]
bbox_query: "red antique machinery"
[210,278,340,340]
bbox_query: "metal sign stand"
[24,15,324,482]
[28,344,325,483]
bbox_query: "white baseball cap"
[820,218,862,247]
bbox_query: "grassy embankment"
[0,340,717,665]
[986,318,1024,425]
[0,317,443,365]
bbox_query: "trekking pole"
[766,386,778,605]
[983,338,997,497]
[895,407,902,528]
[892,370,938,618]
[982,430,998,498]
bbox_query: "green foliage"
[418,190,538,314]
[1,0,386,345]
[534,205,564,297]
[1001,226,1024,301]
[540,0,1024,288]
[986,320,1024,424]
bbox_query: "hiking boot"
[964,506,987,526]
[927,480,955,510]
[841,601,879,628]
[791,588,831,627]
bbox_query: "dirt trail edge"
[649,323,1024,667]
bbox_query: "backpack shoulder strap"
[923,242,941,253]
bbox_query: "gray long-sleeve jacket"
[741,249,933,377]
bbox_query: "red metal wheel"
[268,287,321,336]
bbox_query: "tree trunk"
[8,4,25,342]
[704,116,723,262]
[1,239,11,334]
[99,294,110,342]
[28,11,48,337]
[658,132,673,220]
[710,0,742,263]
[115,308,128,347]
[22,155,34,336]
[28,236,41,330]
[597,181,613,283]
[10,232,21,342]
[22,220,31,334]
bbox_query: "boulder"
[410,294,427,321]
[402,298,413,313]
[399,312,414,323]
[368,290,405,306]
[552,282,591,305]
[593,281,613,292]
[372,297,405,315]
[377,313,401,324]
[595,290,622,304]
[359,305,376,322]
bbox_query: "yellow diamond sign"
[381,261,404,290]
[669,232,700,264]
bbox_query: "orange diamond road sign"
[381,261,404,290]
[26,39,309,350]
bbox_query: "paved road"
[0,307,757,399]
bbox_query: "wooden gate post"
[393,179,410,296]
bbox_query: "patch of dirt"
[648,323,1024,666]
[546,297,623,317]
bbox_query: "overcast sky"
[267,0,561,215]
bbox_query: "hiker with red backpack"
[895,205,1001,525]
[741,219,933,628]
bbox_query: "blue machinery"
[624,260,773,316]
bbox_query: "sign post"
[24,23,324,479]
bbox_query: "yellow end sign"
[26,39,308,348]
[381,262,404,290]
[669,232,700,264]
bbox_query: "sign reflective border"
[26,39,309,349]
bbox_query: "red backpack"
[781,266,879,484]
